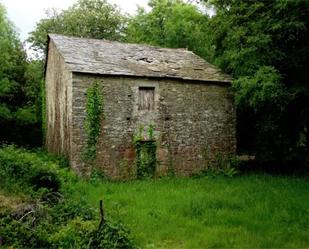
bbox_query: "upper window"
[138,87,155,111]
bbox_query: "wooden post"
[98,199,105,229]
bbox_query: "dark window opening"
[138,87,155,111]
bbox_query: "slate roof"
[48,34,232,83]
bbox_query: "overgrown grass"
[0,146,136,248]
[1,146,308,248]
[73,175,309,248]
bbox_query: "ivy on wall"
[82,82,104,164]
[133,124,157,178]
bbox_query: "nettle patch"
[133,124,157,179]
[82,82,104,165]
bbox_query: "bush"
[51,197,96,225]
[193,155,241,178]
[50,218,137,249]
[0,145,61,192]
[91,220,137,249]
[50,218,96,248]
[0,202,137,249]
[0,146,138,248]
[0,213,51,248]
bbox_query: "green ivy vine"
[82,82,104,164]
[133,124,157,179]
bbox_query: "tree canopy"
[201,0,309,166]
[0,3,42,146]
[28,0,127,54]
[126,0,210,58]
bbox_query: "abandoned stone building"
[45,34,236,179]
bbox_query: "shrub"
[0,146,137,248]
[0,213,51,248]
[49,218,96,248]
[51,197,96,225]
[0,193,137,248]
[193,155,241,178]
[0,203,137,249]
[51,218,137,249]
[0,145,61,192]
[90,220,137,249]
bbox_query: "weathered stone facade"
[45,40,72,156]
[45,34,236,179]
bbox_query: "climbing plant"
[82,82,104,164]
[133,124,157,179]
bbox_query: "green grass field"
[71,175,309,248]
[1,147,308,248]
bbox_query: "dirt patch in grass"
[0,190,26,212]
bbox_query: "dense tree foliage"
[126,0,210,58]
[0,4,41,146]
[28,0,126,54]
[203,0,309,167]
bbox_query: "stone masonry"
[45,34,236,179]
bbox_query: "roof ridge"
[48,33,191,53]
[48,34,232,83]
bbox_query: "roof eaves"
[71,70,232,85]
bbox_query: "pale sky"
[0,0,149,41]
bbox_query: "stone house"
[45,34,236,179]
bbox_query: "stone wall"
[45,40,72,156]
[70,74,236,179]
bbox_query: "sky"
[0,0,149,41]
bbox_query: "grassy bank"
[0,146,136,248]
[73,175,309,248]
[1,146,308,248]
